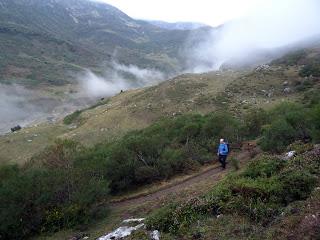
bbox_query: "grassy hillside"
[1,46,320,164]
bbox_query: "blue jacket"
[218,143,229,155]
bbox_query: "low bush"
[0,164,19,183]
[63,110,82,125]
[299,62,320,77]
[302,89,320,107]
[0,141,110,239]
[286,141,314,154]
[279,170,316,204]
[230,157,240,171]
[259,119,297,152]
[258,102,319,152]
[242,156,285,178]
[242,108,268,138]
[146,204,178,233]
[286,147,320,175]
[309,104,320,142]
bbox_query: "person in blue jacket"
[217,138,229,169]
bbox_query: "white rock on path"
[97,224,145,240]
[122,218,145,224]
[150,230,160,240]
[284,151,296,160]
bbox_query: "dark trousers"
[218,154,227,169]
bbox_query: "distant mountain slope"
[0,0,211,85]
[146,20,208,30]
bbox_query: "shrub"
[242,156,285,178]
[128,230,149,240]
[202,112,242,143]
[146,204,177,233]
[233,197,281,223]
[160,148,188,173]
[243,108,268,138]
[258,102,320,152]
[230,157,240,171]
[135,166,160,184]
[37,139,83,169]
[0,164,19,183]
[299,63,320,77]
[0,140,110,239]
[231,176,282,202]
[287,147,320,175]
[309,104,320,142]
[286,141,314,154]
[185,141,213,164]
[259,119,296,152]
[302,89,320,107]
[279,170,317,204]
[63,110,82,125]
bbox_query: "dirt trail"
[111,145,258,208]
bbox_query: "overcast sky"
[98,0,259,26]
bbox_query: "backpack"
[220,143,229,155]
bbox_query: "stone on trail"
[150,230,160,240]
[97,224,145,240]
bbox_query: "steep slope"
[0,0,208,85]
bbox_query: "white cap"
[220,138,224,143]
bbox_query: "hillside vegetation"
[0,97,320,239]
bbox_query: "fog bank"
[186,0,320,72]
[78,62,166,98]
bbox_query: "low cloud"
[78,62,166,98]
[0,84,93,134]
[186,0,320,71]
[0,84,52,133]
[0,63,166,133]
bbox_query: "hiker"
[217,138,229,169]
